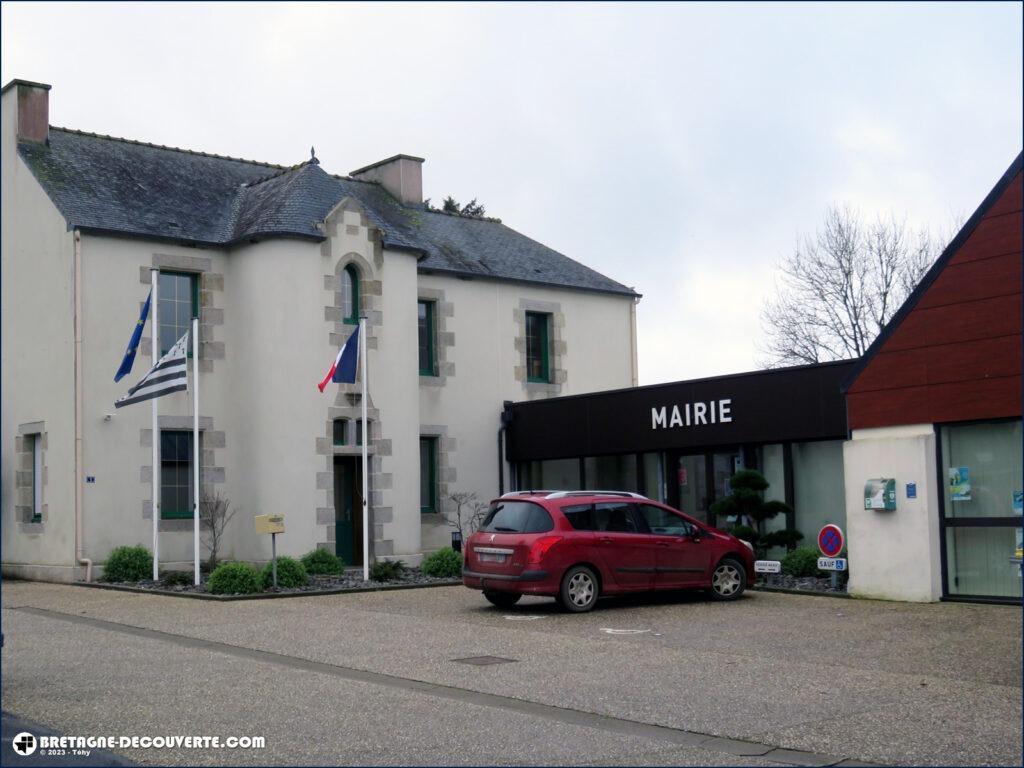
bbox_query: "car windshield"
[480,501,554,534]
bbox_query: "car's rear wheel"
[709,557,746,601]
[559,565,599,612]
[483,590,522,608]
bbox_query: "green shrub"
[259,556,309,589]
[104,545,153,582]
[208,562,260,595]
[161,570,193,587]
[420,548,463,578]
[781,547,822,578]
[301,548,345,575]
[369,559,405,582]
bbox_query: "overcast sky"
[4,2,1021,384]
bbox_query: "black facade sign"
[505,361,854,461]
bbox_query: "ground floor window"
[940,419,1022,601]
[29,433,42,523]
[161,430,194,519]
[420,437,438,514]
[791,439,846,538]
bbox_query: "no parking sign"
[817,524,844,558]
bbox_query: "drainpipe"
[629,294,639,387]
[73,229,91,581]
[497,402,513,495]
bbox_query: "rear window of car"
[480,501,554,534]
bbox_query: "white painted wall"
[418,276,637,552]
[1,88,78,580]
[843,424,943,602]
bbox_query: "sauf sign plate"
[817,557,847,571]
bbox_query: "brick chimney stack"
[1,79,51,144]
[350,154,424,206]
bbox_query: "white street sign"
[817,557,847,571]
[754,560,781,573]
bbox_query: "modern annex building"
[506,153,1022,604]
[1,80,640,581]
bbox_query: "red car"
[463,491,755,612]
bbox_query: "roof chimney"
[350,154,424,206]
[1,79,51,144]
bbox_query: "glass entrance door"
[939,419,1022,602]
[675,454,708,523]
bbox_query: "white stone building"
[1,79,640,581]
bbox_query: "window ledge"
[420,512,445,524]
[419,375,445,387]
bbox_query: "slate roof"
[18,128,637,297]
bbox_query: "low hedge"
[420,548,463,578]
[208,562,260,595]
[301,548,345,575]
[260,556,309,589]
[781,546,821,578]
[104,545,153,582]
[369,560,405,582]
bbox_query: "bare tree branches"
[441,491,489,543]
[199,491,237,570]
[759,206,947,367]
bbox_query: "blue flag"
[114,290,151,382]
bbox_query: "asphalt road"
[1,581,1020,766]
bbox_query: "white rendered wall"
[418,276,637,553]
[1,89,78,580]
[843,424,942,602]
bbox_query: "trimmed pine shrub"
[259,556,309,589]
[369,559,405,582]
[208,562,260,595]
[301,548,345,575]
[420,548,463,578]
[103,545,153,583]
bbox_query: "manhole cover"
[452,655,518,666]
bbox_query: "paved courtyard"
[1,581,1021,766]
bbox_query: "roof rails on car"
[543,491,648,500]
[499,490,556,498]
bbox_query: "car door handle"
[598,537,613,545]
[656,541,670,547]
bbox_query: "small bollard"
[451,531,462,553]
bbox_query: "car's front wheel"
[709,557,746,601]
[559,565,599,612]
[483,590,522,608]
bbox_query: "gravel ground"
[755,574,847,593]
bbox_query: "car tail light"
[527,536,563,565]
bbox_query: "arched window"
[340,265,360,325]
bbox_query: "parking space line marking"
[13,606,878,767]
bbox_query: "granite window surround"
[15,421,47,533]
[418,424,458,526]
[514,299,567,397]
[140,416,225,532]
[138,253,225,374]
[417,288,455,386]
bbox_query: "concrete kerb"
[750,585,851,599]
[72,578,461,601]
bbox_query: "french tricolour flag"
[318,326,359,392]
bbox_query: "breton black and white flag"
[114,330,189,408]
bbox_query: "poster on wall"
[948,467,971,501]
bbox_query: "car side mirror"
[689,528,702,541]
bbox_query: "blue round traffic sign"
[817,524,844,557]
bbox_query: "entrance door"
[334,457,364,567]
[674,454,709,523]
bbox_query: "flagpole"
[360,316,369,582]
[192,317,201,586]
[150,268,160,580]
